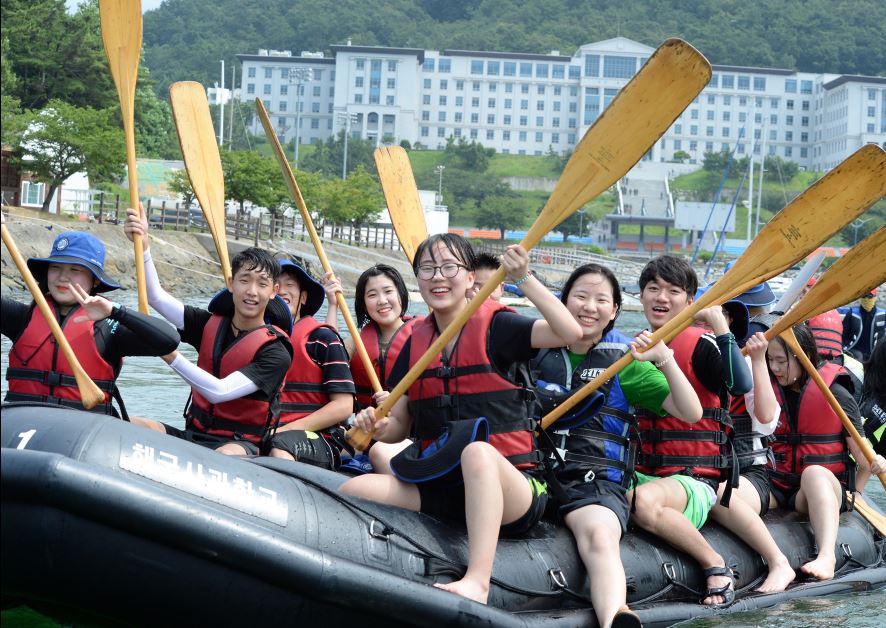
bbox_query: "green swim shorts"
[634,471,717,529]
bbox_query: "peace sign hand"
[71,283,115,323]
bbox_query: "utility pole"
[336,111,359,179]
[218,59,225,146]
[228,62,235,149]
[435,165,445,205]
[289,67,314,169]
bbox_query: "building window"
[439,58,451,73]
[21,180,44,206]
[504,62,516,76]
[263,84,272,95]
[520,62,532,77]
[423,58,435,71]
[264,67,272,79]
[710,73,719,87]
[520,99,528,110]
[536,85,545,95]
[311,119,319,129]
[706,110,714,120]
[536,116,544,125]
[552,133,560,143]
[553,101,561,112]
[504,98,512,109]
[553,117,560,128]
[357,77,365,88]
[724,95,731,105]
[519,116,527,126]
[706,126,713,136]
[354,94,363,103]
[785,79,797,93]
[503,115,511,125]
[785,146,792,157]
[422,78,430,89]
[247,67,256,78]
[568,118,576,128]
[455,96,463,106]
[280,84,288,95]
[603,55,636,78]
[471,60,484,74]
[569,65,580,79]
[674,139,682,150]
[439,79,447,89]
[536,132,543,142]
[690,109,699,119]
[738,96,746,106]
[753,77,766,91]
[473,81,481,91]
[552,64,565,79]
[487,114,495,124]
[737,76,750,90]
[487,60,500,75]
[738,112,746,122]
[470,128,478,139]
[438,127,446,137]
[439,95,447,105]
[456,80,464,90]
[472,97,480,107]
[675,124,682,134]
[422,94,430,105]
[421,126,429,137]
[486,129,495,140]
[801,100,810,111]
[388,78,396,89]
[868,106,876,117]
[785,131,793,141]
[721,127,730,137]
[707,94,715,104]
[471,113,479,123]
[786,115,793,125]
[801,132,808,142]
[279,101,287,112]
[388,60,396,72]
[584,54,600,77]
[421,111,429,121]
[786,99,794,110]
[313,85,321,97]
[521,84,529,94]
[356,59,364,70]
[505,83,514,93]
[721,74,734,89]
[312,102,320,113]
[536,101,545,111]
[800,80,812,94]
[488,98,496,107]
[454,112,462,122]
[536,63,549,78]
[438,112,446,122]
[801,116,809,126]
[489,82,497,92]
[503,130,511,141]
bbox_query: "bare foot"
[755,558,795,593]
[434,578,489,604]
[800,554,836,580]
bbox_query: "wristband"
[108,303,125,321]
[654,350,674,369]
[513,274,531,287]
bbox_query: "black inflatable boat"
[2,404,884,627]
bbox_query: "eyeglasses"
[416,263,467,280]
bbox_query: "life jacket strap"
[6,367,116,392]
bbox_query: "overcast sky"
[66,0,165,12]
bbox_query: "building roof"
[236,53,335,65]
[823,74,886,90]
[329,44,425,64]
[710,64,794,76]
[441,49,572,63]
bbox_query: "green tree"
[134,69,180,160]
[220,150,286,215]
[300,130,377,178]
[673,150,691,163]
[165,169,196,208]
[475,194,529,239]
[12,99,125,211]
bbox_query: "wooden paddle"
[255,99,384,451]
[168,81,232,284]
[355,38,710,439]
[99,0,148,314]
[780,327,886,490]
[541,143,886,430]
[1,223,105,409]
[373,146,429,264]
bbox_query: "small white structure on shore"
[376,189,449,235]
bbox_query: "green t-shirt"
[567,350,669,416]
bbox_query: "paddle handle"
[781,329,886,490]
[124,117,148,314]
[1,224,106,409]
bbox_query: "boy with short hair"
[467,252,504,301]
[124,207,293,455]
[630,255,752,606]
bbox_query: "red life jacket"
[769,362,853,491]
[187,314,290,444]
[728,394,772,473]
[6,301,117,414]
[278,316,342,426]
[636,326,734,484]
[406,300,540,470]
[351,317,418,409]
[807,310,843,359]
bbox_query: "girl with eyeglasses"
[340,233,582,604]
[766,324,886,580]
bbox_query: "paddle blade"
[374,147,428,264]
[690,144,886,315]
[768,226,886,339]
[525,39,711,247]
[99,0,142,114]
[169,81,231,284]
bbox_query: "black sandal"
[700,566,735,608]
[612,608,642,628]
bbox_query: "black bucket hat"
[695,284,750,343]
[278,259,325,318]
[390,418,490,485]
[27,231,120,293]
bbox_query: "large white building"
[236,37,886,172]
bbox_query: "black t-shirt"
[690,330,752,399]
[2,297,179,374]
[386,310,538,389]
[304,325,356,395]
[181,305,291,399]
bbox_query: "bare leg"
[268,448,294,461]
[214,442,253,456]
[794,465,842,580]
[434,442,533,604]
[368,439,412,475]
[339,473,421,511]
[129,416,167,433]
[711,479,794,592]
[628,478,730,605]
[564,504,628,628]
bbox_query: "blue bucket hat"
[695,284,750,343]
[27,232,120,293]
[723,261,776,308]
[278,259,325,318]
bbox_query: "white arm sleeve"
[144,250,185,329]
[167,353,260,403]
[743,355,779,436]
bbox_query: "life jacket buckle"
[435,366,455,378]
[434,395,455,408]
[44,372,63,387]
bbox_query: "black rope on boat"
[281,468,575,601]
